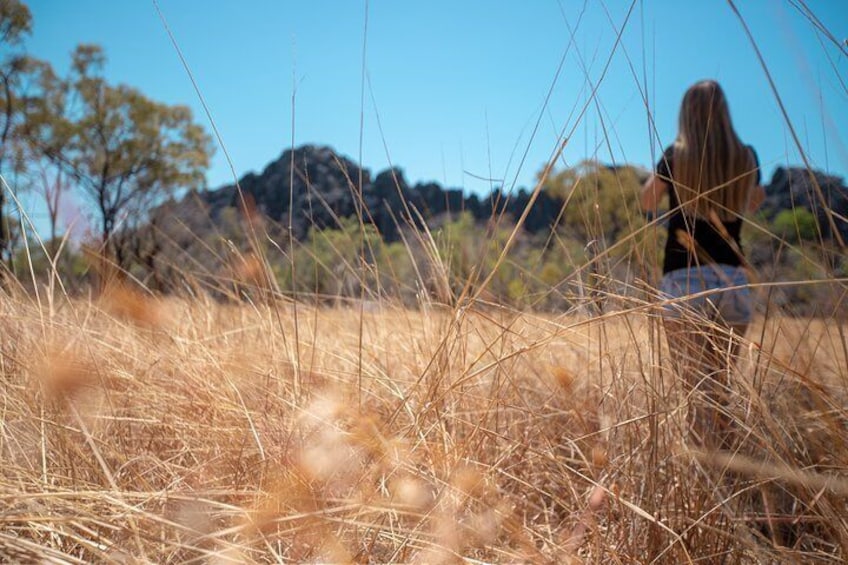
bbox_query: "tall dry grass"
[3,2,847,563]
[1,279,846,563]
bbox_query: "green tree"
[773,208,818,243]
[541,161,645,245]
[431,212,536,306]
[0,0,32,265]
[377,239,417,302]
[27,44,214,268]
[540,161,648,312]
[277,218,385,300]
[438,212,480,292]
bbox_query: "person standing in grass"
[641,79,765,448]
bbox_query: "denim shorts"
[659,265,753,325]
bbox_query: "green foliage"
[431,212,507,302]
[271,213,575,309]
[539,260,565,287]
[437,212,482,290]
[24,44,214,266]
[427,213,577,309]
[0,0,31,45]
[772,208,818,242]
[537,161,650,310]
[277,217,408,300]
[2,2,213,279]
[12,237,91,288]
[541,161,645,245]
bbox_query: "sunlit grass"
[1,285,846,562]
[2,1,847,563]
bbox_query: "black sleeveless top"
[656,145,760,274]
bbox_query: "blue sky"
[19,0,848,208]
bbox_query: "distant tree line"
[129,144,844,315]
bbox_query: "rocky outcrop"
[184,144,571,240]
[171,145,848,245]
[200,145,369,238]
[762,166,848,241]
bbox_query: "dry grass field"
[1,282,846,563]
[3,2,846,562]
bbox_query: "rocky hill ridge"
[177,144,848,241]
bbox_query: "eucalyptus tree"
[28,44,214,269]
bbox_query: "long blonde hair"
[671,80,757,221]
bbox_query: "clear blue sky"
[19,0,848,207]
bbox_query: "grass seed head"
[463,507,500,545]
[452,466,487,499]
[299,426,362,483]
[317,536,354,564]
[231,252,268,289]
[591,444,608,469]
[553,366,576,390]
[390,476,433,510]
[37,341,96,399]
[99,282,162,327]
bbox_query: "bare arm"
[748,184,765,213]
[640,174,668,215]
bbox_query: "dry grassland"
[1,288,846,563]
